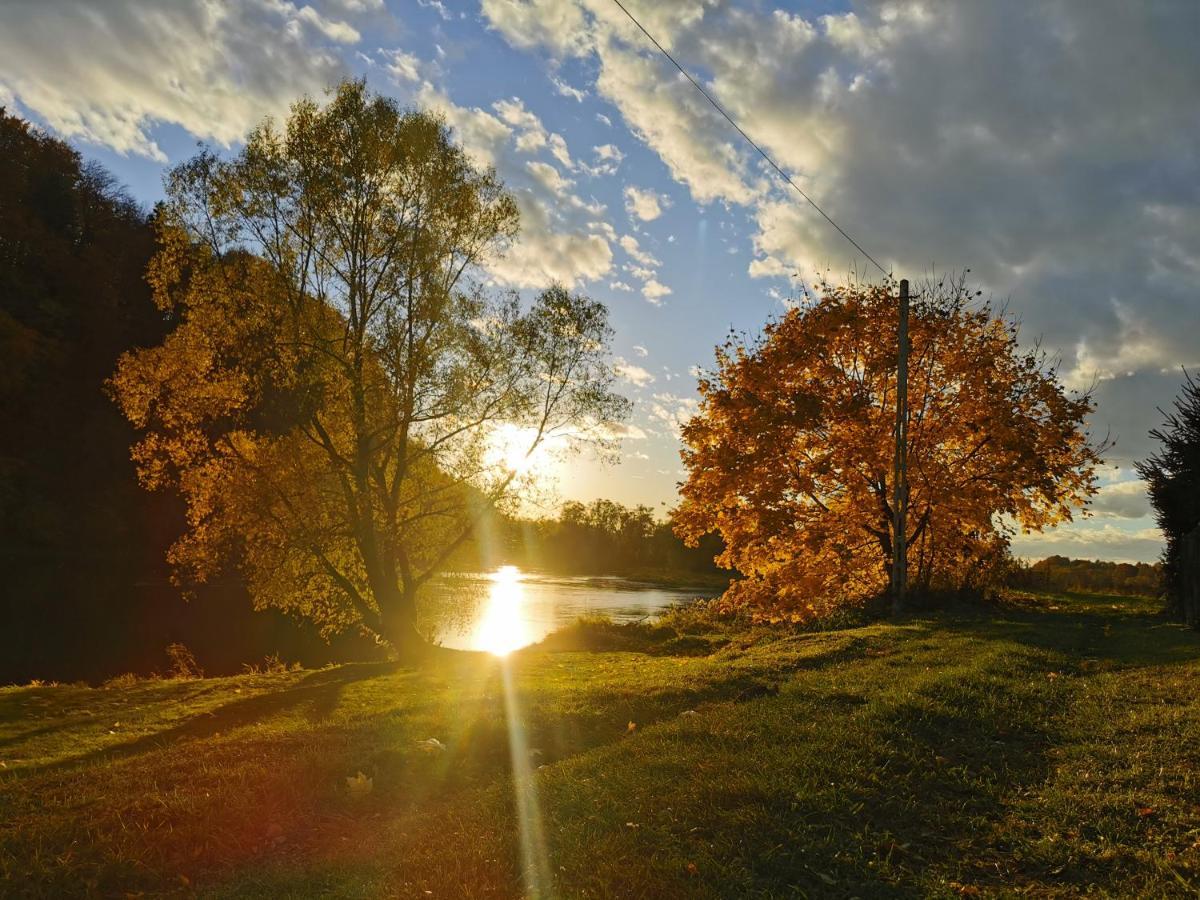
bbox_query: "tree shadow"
[26,662,397,776]
[917,595,1199,670]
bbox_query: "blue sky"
[3,0,1197,562]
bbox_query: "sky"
[2,0,1197,563]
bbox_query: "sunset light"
[2,0,1196,896]
[471,565,534,656]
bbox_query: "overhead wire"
[608,0,890,277]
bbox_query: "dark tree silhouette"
[1137,371,1200,627]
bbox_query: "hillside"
[2,593,1198,898]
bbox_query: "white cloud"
[614,358,655,387]
[417,0,451,21]
[0,0,359,161]
[649,392,699,439]
[526,159,574,195]
[384,49,421,83]
[632,344,648,357]
[548,133,573,169]
[551,75,586,102]
[1089,480,1152,520]
[618,234,660,267]
[609,280,633,292]
[623,185,669,222]
[642,278,672,305]
[416,85,611,289]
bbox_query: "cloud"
[482,0,1200,515]
[384,49,422,83]
[632,344,648,357]
[1090,480,1152,520]
[417,0,451,21]
[551,75,586,102]
[1013,524,1163,565]
[649,392,699,439]
[608,280,633,292]
[581,143,624,177]
[0,0,362,161]
[623,185,669,222]
[416,84,611,289]
[614,358,655,387]
[618,234,660,267]
[642,279,672,305]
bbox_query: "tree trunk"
[374,579,429,662]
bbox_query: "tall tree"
[1136,371,1200,627]
[110,82,627,655]
[674,278,1102,621]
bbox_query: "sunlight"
[485,423,560,482]
[471,565,534,657]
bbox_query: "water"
[431,566,718,655]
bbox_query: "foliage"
[164,643,204,679]
[1008,555,1161,598]
[110,81,627,655]
[1136,370,1200,625]
[0,108,167,681]
[675,277,1103,622]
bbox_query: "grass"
[2,593,1198,897]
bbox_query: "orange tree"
[109,82,627,656]
[674,278,1102,621]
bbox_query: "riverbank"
[2,592,1198,896]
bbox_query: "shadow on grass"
[922,594,1200,670]
[25,662,399,776]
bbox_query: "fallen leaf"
[416,738,445,752]
[626,721,637,734]
[346,771,374,799]
[680,709,698,718]
[1136,807,1156,817]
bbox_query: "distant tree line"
[485,499,727,581]
[1007,556,1161,598]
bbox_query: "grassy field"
[2,593,1198,898]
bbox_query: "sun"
[485,423,561,481]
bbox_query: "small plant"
[242,653,297,675]
[165,643,204,679]
[102,673,141,689]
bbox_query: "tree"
[0,108,170,682]
[674,278,1102,621]
[1136,371,1200,626]
[110,82,628,656]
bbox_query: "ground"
[1,593,1198,898]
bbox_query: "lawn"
[2,593,1198,898]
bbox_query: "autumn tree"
[110,81,627,656]
[675,278,1102,621]
[1136,371,1200,627]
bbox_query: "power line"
[609,0,889,277]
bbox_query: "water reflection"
[471,565,533,656]
[437,566,716,654]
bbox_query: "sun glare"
[485,423,559,482]
[471,565,533,656]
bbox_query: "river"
[430,566,719,655]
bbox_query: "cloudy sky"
[3,0,1196,562]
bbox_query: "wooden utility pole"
[891,278,910,614]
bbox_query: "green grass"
[2,593,1198,898]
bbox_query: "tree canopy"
[674,278,1102,621]
[110,81,627,654]
[1136,371,1200,626]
